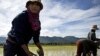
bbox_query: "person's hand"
[37,49,44,56]
[27,51,37,56]
[21,44,37,56]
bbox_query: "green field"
[29,45,77,56]
[1,45,100,56]
[0,46,3,56]
[0,45,77,56]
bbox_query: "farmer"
[87,25,100,49]
[87,25,99,41]
[4,1,44,56]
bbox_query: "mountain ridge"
[0,36,85,44]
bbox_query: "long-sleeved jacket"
[87,29,96,41]
[8,10,41,45]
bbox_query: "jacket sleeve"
[11,13,27,45]
[87,32,91,39]
[91,32,96,41]
[88,32,96,41]
[32,30,40,44]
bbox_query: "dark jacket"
[87,29,96,41]
[8,11,41,45]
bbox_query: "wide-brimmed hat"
[92,25,99,30]
[26,1,43,10]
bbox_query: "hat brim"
[96,28,99,30]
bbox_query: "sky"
[0,0,100,38]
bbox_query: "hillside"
[0,36,83,44]
[0,37,6,44]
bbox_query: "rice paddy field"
[29,45,77,56]
[0,45,100,56]
[0,46,3,56]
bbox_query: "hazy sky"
[0,0,100,38]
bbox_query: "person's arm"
[36,43,44,56]
[33,31,44,56]
[87,32,91,40]
[34,40,44,56]
[21,44,30,54]
[92,32,96,41]
[21,44,36,56]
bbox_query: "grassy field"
[30,45,100,56]
[0,45,77,56]
[0,46,3,56]
[0,45,100,56]
[29,45,77,56]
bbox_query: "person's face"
[28,4,41,13]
